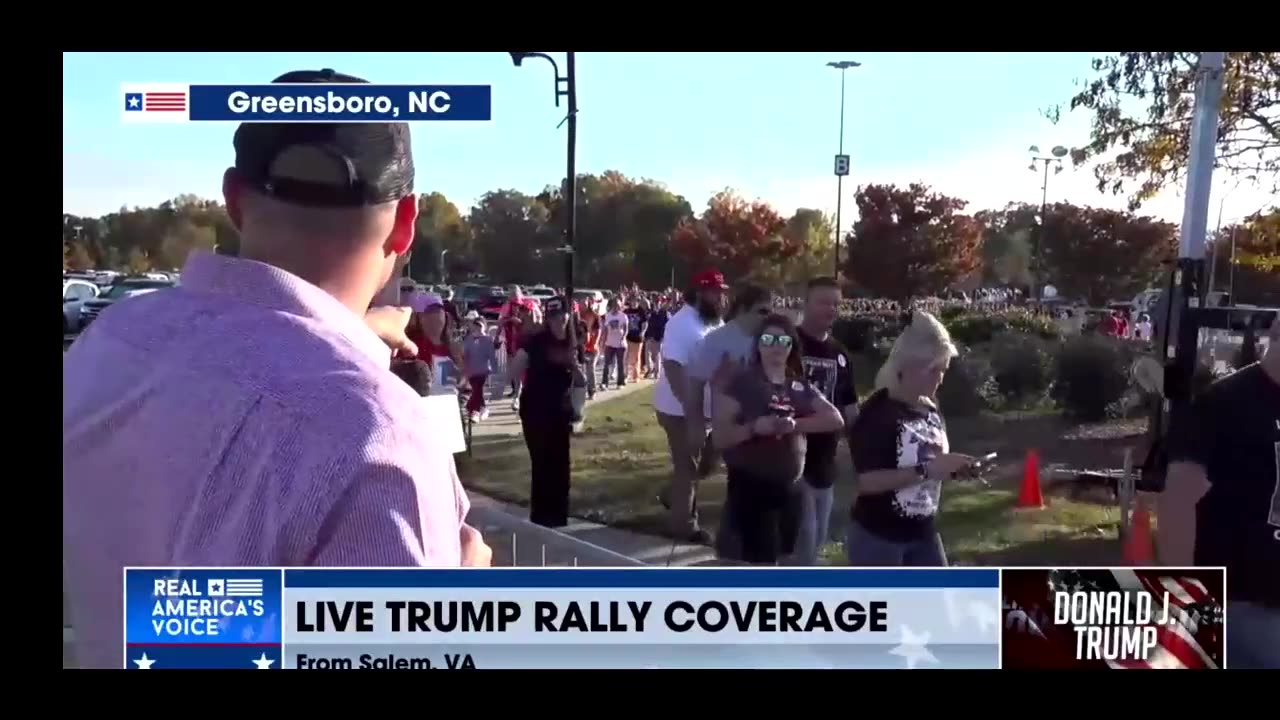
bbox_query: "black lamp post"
[509,52,577,303]
[827,60,860,279]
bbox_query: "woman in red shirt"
[406,294,464,388]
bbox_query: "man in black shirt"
[1160,319,1280,668]
[793,277,859,564]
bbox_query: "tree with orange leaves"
[671,189,793,283]
[844,183,983,300]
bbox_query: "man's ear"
[388,194,419,256]
[222,168,244,231]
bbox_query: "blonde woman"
[845,311,976,566]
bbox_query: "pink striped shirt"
[62,251,469,668]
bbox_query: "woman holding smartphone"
[712,314,844,564]
[846,311,974,567]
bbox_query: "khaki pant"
[643,339,661,377]
[626,340,643,382]
[656,411,720,535]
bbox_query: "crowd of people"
[61,68,1278,669]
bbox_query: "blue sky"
[63,52,1269,228]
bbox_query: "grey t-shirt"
[688,322,755,384]
[720,366,820,485]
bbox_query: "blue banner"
[187,84,491,122]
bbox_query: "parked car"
[79,277,177,329]
[63,278,100,334]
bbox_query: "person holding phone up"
[846,311,974,566]
[711,314,844,565]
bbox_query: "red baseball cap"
[692,269,729,290]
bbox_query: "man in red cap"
[653,269,729,543]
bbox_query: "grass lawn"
[458,386,1131,566]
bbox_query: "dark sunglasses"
[759,333,793,348]
[756,307,771,316]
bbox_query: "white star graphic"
[252,653,275,669]
[942,589,963,629]
[133,652,156,669]
[128,95,139,108]
[889,625,939,669]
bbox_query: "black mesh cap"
[232,69,414,208]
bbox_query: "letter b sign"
[834,154,850,177]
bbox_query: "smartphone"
[971,452,998,470]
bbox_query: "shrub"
[944,313,1007,346]
[1051,335,1135,421]
[989,334,1055,407]
[938,348,994,418]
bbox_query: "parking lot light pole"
[509,52,577,303]
[1027,144,1068,303]
[827,60,860,279]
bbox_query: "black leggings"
[725,466,800,564]
[521,409,571,528]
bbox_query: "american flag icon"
[224,579,264,598]
[120,84,189,123]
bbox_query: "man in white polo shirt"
[654,269,729,543]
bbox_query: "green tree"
[975,204,1037,287]
[65,241,95,271]
[160,219,218,269]
[1039,203,1177,305]
[409,192,472,283]
[467,189,552,283]
[1053,52,1280,210]
[778,208,835,288]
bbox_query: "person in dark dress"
[507,296,579,528]
[711,313,843,564]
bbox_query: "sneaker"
[571,421,585,434]
[511,398,520,412]
[587,392,596,401]
[469,411,480,422]
[479,408,490,421]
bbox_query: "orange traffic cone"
[1123,501,1154,565]
[1015,449,1045,509]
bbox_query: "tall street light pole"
[827,60,860,280]
[1027,144,1068,303]
[510,52,577,303]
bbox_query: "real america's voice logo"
[151,576,266,637]
[121,83,492,124]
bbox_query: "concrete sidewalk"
[463,378,717,567]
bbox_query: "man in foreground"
[1158,318,1279,668]
[63,69,489,670]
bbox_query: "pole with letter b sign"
[834,154,850,176]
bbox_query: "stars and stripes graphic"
[224,579,264,597]
[1088,569,1223,669]
[120,84,190,124]
[1001,568,1224,670]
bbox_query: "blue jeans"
[1227,601,1280,669]
[845,520,948,566]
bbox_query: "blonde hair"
[874,310,959,395]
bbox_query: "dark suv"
[79,277,177,329]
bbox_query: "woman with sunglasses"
[711,314,844,564]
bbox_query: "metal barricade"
[468,504,646,567]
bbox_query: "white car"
[63,279,100,333]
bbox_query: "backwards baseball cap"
[692,269,729,290]
[232,69,414,208]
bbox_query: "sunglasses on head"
[759,333,793,348]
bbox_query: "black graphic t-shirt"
[624,308,647,343]
[849,389,949,543]
[1167,362,1280,607]
[797,327,858,489]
